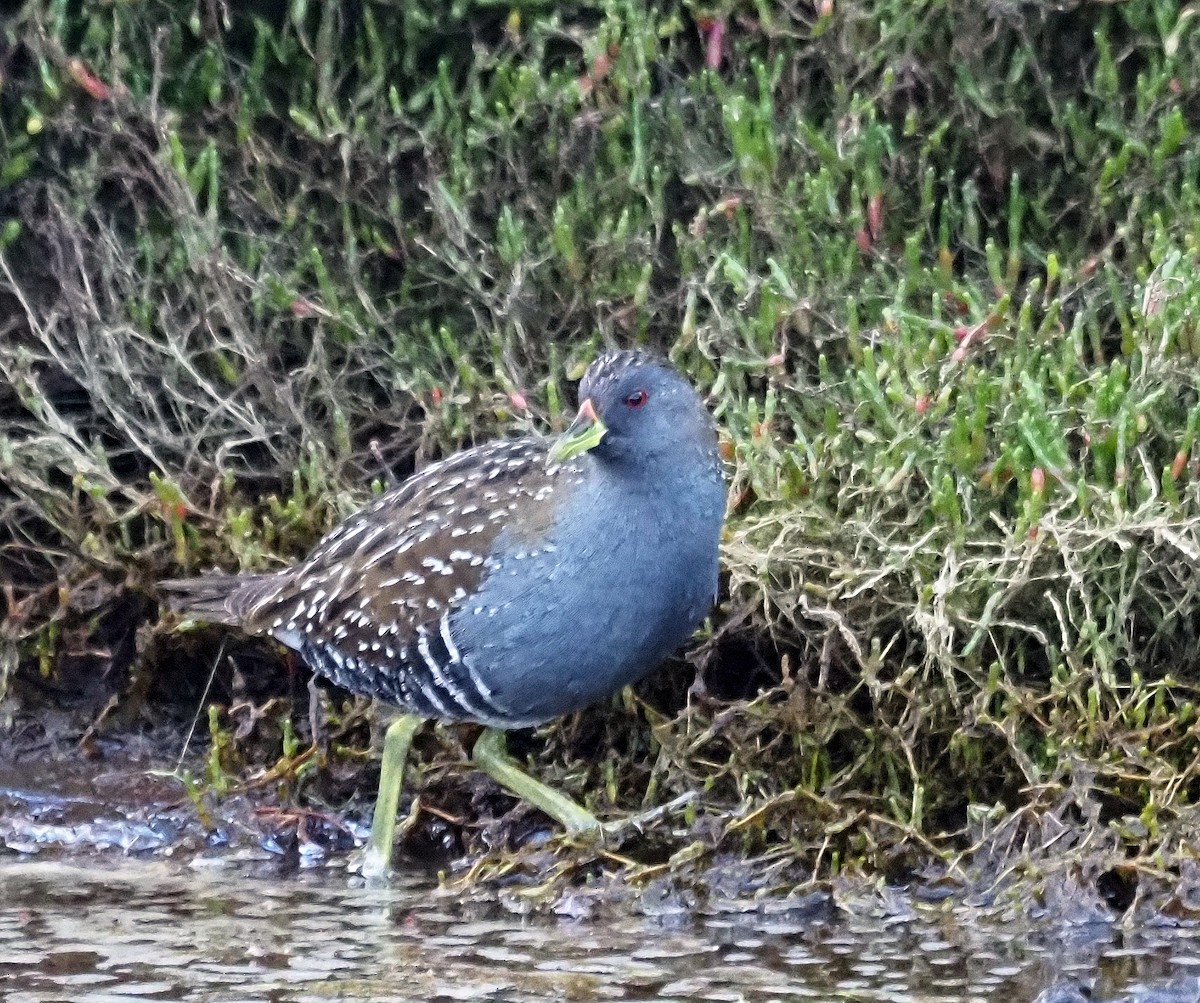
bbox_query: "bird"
[160,350,727,875]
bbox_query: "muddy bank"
[5,702,1200,940]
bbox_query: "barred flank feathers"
[158,573,281,627]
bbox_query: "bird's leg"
[362,713,423,877]
[471,727,600,835]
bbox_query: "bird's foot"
[349,793,423,880]
[597,791,699,841]
[352,713,423,880]
[472,727,602,836]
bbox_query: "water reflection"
[2,858,1200,1002]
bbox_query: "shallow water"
[4,859,1200,1003]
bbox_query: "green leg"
[471,727,600,835]
[362,713,423,878]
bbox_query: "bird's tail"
[158,572,281,627]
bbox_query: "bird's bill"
[548,398,607,464]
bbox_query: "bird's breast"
[445,466,723,725]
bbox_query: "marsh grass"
[3,0,1200,897]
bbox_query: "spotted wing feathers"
[164,436,571,724]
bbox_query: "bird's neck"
[589,435,723,505]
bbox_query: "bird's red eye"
[625,390,649,409]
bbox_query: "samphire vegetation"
[4,0,1200,897]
